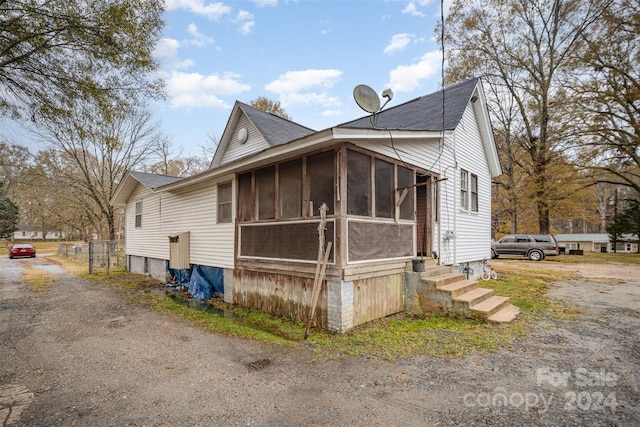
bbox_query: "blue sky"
[2,0,450,158]
[157,0,451,156]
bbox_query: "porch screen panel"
[375,159,393,218]
[256,166,275,219]
[238,172,253,221]
[398,166,414,220]
[347,150,371,216]
[348,221,413,262]
[240,221,335,261]
[307,151,334,216]
[279,159,302,218]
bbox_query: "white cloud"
[165,0,231,20]
[322,109,343,117]
[265,69,343,107]
[402,0,434,17]
[187,24,215,46]
[154,38,194,70]
[235,10,255,35]
[166,71,251,109]
[384,33,413,55]
[386,50,441,92]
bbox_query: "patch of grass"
[49,255,87,275]
[23,267,57,292]
[63,258,591,359]
[548,252,640,265]
[489,264,583,320]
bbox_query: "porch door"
[416,175,432,257]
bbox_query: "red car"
[9,244,36,259]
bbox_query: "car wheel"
[528,250,543,261]
[9,256,13,259]
[491,249,499,259]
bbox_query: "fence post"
[106,241,110,276]
[88,241,93,274]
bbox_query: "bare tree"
[249,97,291,120]
[35,103,165,240]
[443,0,611,233]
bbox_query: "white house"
[556,233,639,253]
[13,225,67,241]
[111,78,507,332]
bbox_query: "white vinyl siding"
[124,176,235,269]
[220,115,270,166]
[353,102,492,265]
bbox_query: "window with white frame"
[217,182,232,223]
[470,173,478,212]
[460,169,478,212]
[460,169,469,210]
[135,201,142,228]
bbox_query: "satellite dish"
[353,84,380,114]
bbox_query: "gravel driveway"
[1,256,638,426]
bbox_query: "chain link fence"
[58,241,125,274]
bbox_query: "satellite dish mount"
[353,85,393,126]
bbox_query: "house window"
[22,231,26,237]
[279,159,302,218]
[567,242,580,250]
[375,159,394,218]
[470,173,478,212]
[135,201,142,228]
[460,170,478,212]
[307,151,334,216]
[460,170,469,210]
[347,149,372,216]
[256,166,275,220]
[217,182,232,223]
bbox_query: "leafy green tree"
[0,181,18,238]
[0,0,164,121]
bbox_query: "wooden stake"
[305,241,332,340]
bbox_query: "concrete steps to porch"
[421,271,519,323]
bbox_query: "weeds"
[50,257,595,359]
[23,267,57,292]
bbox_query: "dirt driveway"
[1,256,639,426]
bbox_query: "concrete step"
[454,287,494,306]
[421,266,453,277]
[422,273,466,288]
[438,280,479,298]
[488,304,520,323]
[470,295,510,319]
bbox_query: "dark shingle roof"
[338,77,479,131]
[238,102,316,146]
[130,171,183,189]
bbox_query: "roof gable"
[110,171,183,206]
[338,78,479,131]
[210,102,315,168]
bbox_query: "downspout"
[453,132,457,265]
